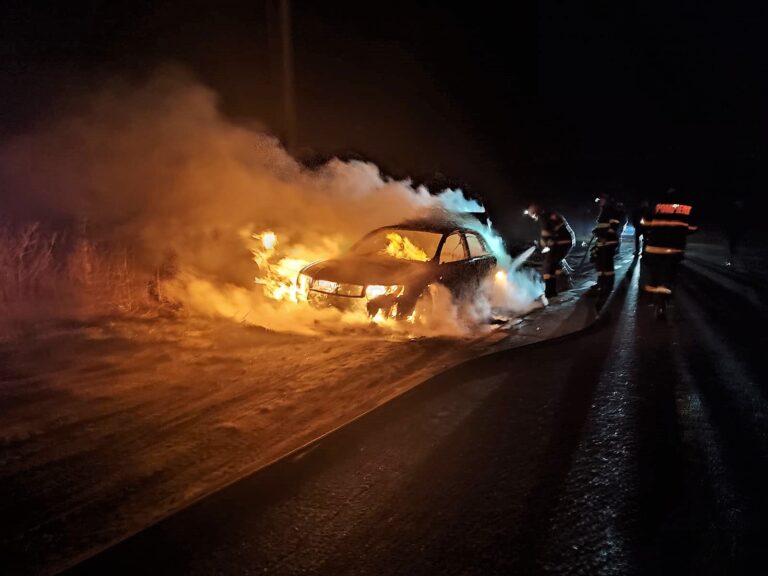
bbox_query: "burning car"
[297,220,496,320]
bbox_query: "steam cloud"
[0,68,542,335]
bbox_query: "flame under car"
[298,221,496,320]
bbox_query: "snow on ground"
[0,248,610,576]
[0,316,468,574]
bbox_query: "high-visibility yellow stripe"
[542,273,552,280]
[597,240,619,246]
[603,271,615,276]
[595,223,611,229]
[643,285,672,295]
[645,245,684,254]
[609,219,620,224]
[644,219,690,227]
[556,239,572,245]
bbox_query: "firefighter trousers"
[642,252,683,294]
[542,245,571,297]
[595,244,616,292]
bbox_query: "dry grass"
[0,223,58,301]
[0,222,162,317]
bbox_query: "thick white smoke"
[0,68,542,335]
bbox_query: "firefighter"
[525,203,575,298]
[589,193,623,296]
[640,187,698,318]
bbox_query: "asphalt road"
[70,252,768,575]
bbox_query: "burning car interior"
[296,221,497,322]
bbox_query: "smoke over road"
[0,68,542,335]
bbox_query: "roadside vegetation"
[0,221,176,327]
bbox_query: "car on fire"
[297,220,496,320]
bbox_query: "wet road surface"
[70,252,768,575]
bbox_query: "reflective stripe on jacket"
[540,210,575,249]
[641,201,697,252]
[593,202,623,247]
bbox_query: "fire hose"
[574,234,596,273]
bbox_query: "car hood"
[302,256,433,286]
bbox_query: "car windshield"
[350,228,443,262]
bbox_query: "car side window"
[466,233,490,257]
[439,233,466,263]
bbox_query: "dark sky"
[2,0,766,224]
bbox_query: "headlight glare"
[311,279,338,294]
[297,272,311,291]
[365,284,403,299]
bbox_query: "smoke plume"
[0,68,542,335]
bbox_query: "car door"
[464,232,496,283]
[437,231,472,297]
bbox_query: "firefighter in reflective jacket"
[640,188,698,316]
[525,204,575,298]
[589,193,623,295]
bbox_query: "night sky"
[2,0,766,229]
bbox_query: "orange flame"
[382,232,428,261]
[251,231,311,303]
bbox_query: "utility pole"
[279,0,297,152]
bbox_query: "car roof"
[379,218,480,235]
